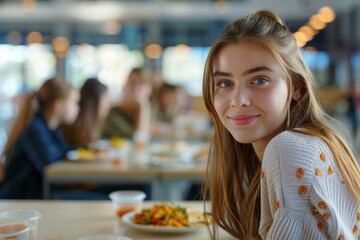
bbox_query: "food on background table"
[110,137,128,148]
[132,204,212,227]
[76,147,95,160]
[192,145,210,162]
[71,147,109,161]
[112,158,123,166]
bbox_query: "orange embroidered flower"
[328,165,334,175]
[357,212,360,221]
[317,221,324,231]
[311,207,319,216]
[322,212,331,220]
[260,169,265,179]
[298,185,308,196]
[337,234,344,240]
[315,168,323,176]
[275,199,280,209]
[318,201,328,210]
[296,168,305,179]
[353,225,358,234]
[320,152,326,162]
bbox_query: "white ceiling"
[0,0,359,23]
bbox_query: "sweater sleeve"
[259,131,359,240]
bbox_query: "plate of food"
[65,148,107,162]
[121,204,212,233]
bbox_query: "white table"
[0,200,236,240]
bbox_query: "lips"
[228,114,259,126]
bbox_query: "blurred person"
[0,78,79,199]
[202,10,360,239]
[151,82,191,138]
[102,68,152,145]
[62,77,110,147]
[101,68,153,198]
[158,83,190,122]
[152,82,212,140]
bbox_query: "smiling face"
[213,41,292,159]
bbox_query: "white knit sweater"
[259,131,360,240]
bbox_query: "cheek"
[69,102,79,119]
[99,103,109,119]
[213,95,228,119]
[261,87,289,115]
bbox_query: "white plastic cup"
[108,191,146,217]
[0,210,41,240]
[0,218,30,240]
[77,234,132,240]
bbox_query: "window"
[161,46,210,96]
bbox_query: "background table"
[44,153,207,200]
[0,200,236,240]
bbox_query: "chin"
[232,135,254,144]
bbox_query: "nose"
[230,86,251,108]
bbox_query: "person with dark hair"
[0,78,79,199]
[62,77,110,146]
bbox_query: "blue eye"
[253,78,268,85]
[217,81,233,88]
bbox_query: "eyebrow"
[213,66,274,77]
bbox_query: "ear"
[292,85,302,101]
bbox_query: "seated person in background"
[152,82,212,140]
[101,69,153,198]
[151,83,190,138]
[62,77,110,147]
[102,68,152,145]
[0,78,80,199]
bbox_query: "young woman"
[102,68,152,147]
[62,77,110,146]
[0,78,79,199]
[202,10,360,239]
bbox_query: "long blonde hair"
[202,10,360,239]
[3,78,74,159]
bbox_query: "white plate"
[121,211,208,233]
[65,150,98,162]
[65,150,80,161]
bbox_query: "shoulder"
[28,114,47,128]
[265,130,329,160]
[22,114,52,140]
[263,130,332,176]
